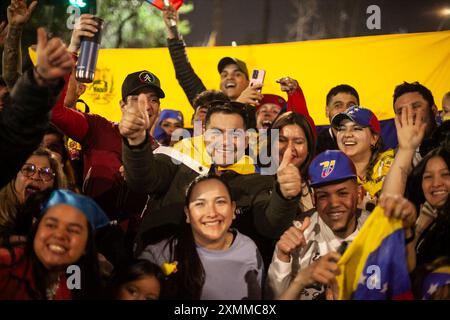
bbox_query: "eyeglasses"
[20,163,55,182]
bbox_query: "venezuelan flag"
[422,266,450,300]
[145,0,183,10]
[336,206,413,300]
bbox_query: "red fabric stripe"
[393,291,414,300]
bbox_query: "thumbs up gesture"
[119,94,153,146]
[277,147,302,199]
[276,217,311,262]
[34,28,74,86]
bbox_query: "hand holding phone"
[249,69,266,91]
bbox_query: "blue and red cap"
[331,106,381,135]
[309,150,357,188]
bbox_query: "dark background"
[182,0,450,46]
[1,0,449,47]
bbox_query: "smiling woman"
[332,106,394,210]
[406,147,450,266]
[0,189,107,300]
[139,174,264,300]
[0,147,67,246]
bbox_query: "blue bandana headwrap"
[41,189,110,230]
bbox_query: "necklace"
[46,275,61,300]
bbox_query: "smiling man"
[162,6,264,114]
[267,150,368,299]
[267,149,416,299]
[393,81,438,164]
[121,101,301,264]
[316,85,360,154]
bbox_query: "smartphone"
[249,69,265,91]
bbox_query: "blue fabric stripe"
[352,228,411,299]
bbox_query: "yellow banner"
[30,30,450,126]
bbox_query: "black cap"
[217,57,249,79]
[121,70,165,101]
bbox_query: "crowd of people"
[0,0,449,300]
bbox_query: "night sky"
[182,0,450,46]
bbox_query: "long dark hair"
[415,195,450,267]
[365,130,385,182]
[161,174,234,300]
[406,147,450,210]
[24,211,102,300]
[271,111,316,179]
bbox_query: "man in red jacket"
[51,15,162,226]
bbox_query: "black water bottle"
[75,17,104,83]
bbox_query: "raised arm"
[2,0,37,89]
[50,14,99,142]
[379,194,418,272]
[0,27,74,188]
[163,4,206,106]
[381,105,426,196]
[120,93,177,194]
[254,148,303,239]
[278,76,317,137]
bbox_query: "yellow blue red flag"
[422,266,450,300]
[337,206,413,299]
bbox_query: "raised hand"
[119,94,151,146]
[277,147,302,199]
[34,28,74,86]
[276,76,298,95]
[395,104,426,151]
[7,0,37,27]
[162,4,179,38]
[235,83,263,105]
[276,217,311,262]
[68,14,99,53]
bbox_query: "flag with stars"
[336,206,413,300]
[422,266,450,300]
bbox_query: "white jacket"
[266,210,369,300]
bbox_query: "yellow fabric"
[336,206,403,300]
[358,149,395,198]
[173,135,257,175]
[433,266,450,274]
[29,30,450,126]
